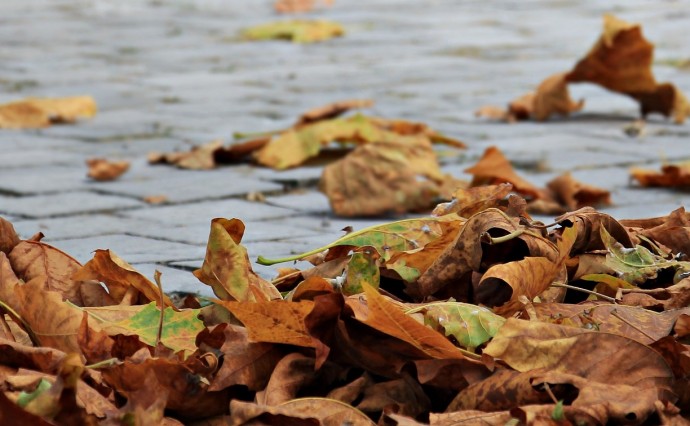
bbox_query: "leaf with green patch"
[98,302,204,358]
[551,400,565,421]
[243,20,344,43]
[343,250,380,295]
[258,215,461,265]
[600,227,690,285]
[408,302,506,352]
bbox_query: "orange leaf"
[217,300,316,348]
[0,96,96,129]
[464,146,545,200]
[86,158,130,181]
[353,281,465,359]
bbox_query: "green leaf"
[17,378,51,408]
[408,302,506,351]
[242,20,344,43]
[100,302,204,358]
[343,250,380,295]
[258,215,458,265]
[600,227,690,285]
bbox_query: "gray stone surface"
[1,0,689,292]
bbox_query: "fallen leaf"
[431,183,515,218]
[72,249,173,307]
[350,282,465,359]
[321,139,461,217]
[217,299,315,347]
[9,240,83,305]
[85,158,130,181]
[275,0,334,14]
[96,302,204,358]
[142,194,169,204]
[343,250,380,295]
[230,397,374,426]
[148,140,223,170]
[483,318,674,389]
[242,20,344,43]
[297,99,373,125]
[0,216,21,255]
[411,302,506,351]
[0,96,97,129]
[631,162,690,188]
[355,375,430,418]
[546,172,611,210]
[464,146,545,200]
[194,218,281,301]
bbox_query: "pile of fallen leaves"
[2,190,690,424]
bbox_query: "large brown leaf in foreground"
[484,318,673,390]
[321,139,461,217]
[9,240,83,305]
[0,96,97,129]
[194,218,281,301]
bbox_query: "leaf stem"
[232,129,280,139]
[85,358,120,369]
[257,216,448,265]
[0,299,40,347]
[154,270,165,354]
[482,227,525,244]
[551,283,618,303]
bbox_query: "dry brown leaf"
[350,282,465,359]
[431,183,514,218]
[484,318,674,390]
[9,240,83,305]
[547,172,611,210]
[216,300,316,347]
[199,324,283,392]
[230,398,374,426]
[555,207,633,252]
[321,139,459,217]
[297,99,373,125]
[72,249,173,307]
[631,163,690,188]
[464,146,545,200]
[0,217,21,255]
[142,194,169,204]
[0,96,97,129]
[85,158,130,181]
[148,140,223,170]
[194,218,281,301]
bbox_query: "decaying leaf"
[0,96,97,129]
[321,139,462,217]
[86,158,130,182]
[478,15,690,123]
[194,218,281,301]
[242,20,344,43]
[274,0,334,14]
[631,162,690,188]
[547,172,611,210]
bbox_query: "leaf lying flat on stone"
[0,96,97,129]
[242,20,344,43]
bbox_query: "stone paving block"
[0,166,91,195]
[0,149,85,169]
[129,263,215,296]
[92,161,284,203]
[11,214,157,241]
[121,198,299,226]
[264,191,332,214]
[127,218,324,246]
[49,234,204,265]
[0,192,144,219]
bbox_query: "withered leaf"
[631,162,690,188]
[0,96,97,129]
[464,146,545,200]
[194,218,281,301]
[230,398,374,426]
[9,240,83,305]
[148,140,223,170]
[85,158,130,181]
[0,216,21,255]
[217,300,315,347]
[350,282,465,359]
[72,249,173,307]
[547,172,611,210]
[242,20,345,43]
[297,99,372,125]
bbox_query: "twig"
[153,270,165,355]
[481,228,525,244]
[543,382,559,404]
[551,283,618,303]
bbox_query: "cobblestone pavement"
[1,0,689,295]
